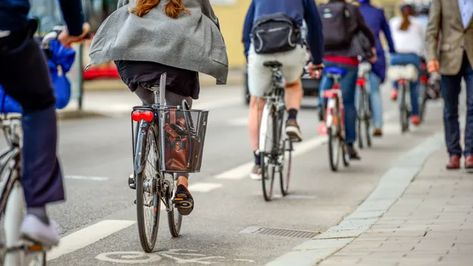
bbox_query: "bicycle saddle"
[263,61,283,68]
[325,66,347,76]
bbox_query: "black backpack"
[251,13,301,54]
[320,2,353,49]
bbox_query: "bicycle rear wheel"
[135,124,160,253]
[260,105,278,201]
[280,139,292,196]
[328,125,341,172]
[400,85,410,133]
[356,89,365,149]
[167,176,182,237]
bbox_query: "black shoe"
[173,185,194,216]
[128,174,136,189]
[347,145,361,160]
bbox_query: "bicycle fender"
[134,122,150,175]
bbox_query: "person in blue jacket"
[358,0,396,137]
[0,0,88,246]
[242,0,324,179]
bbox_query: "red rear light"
[356,78,366,87]
[332,83,341,90]
[131,110,154,122]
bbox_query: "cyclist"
[0,0,88,246]
[389,3,424,126]
[319,0,376,160]
[358,0,396,137]
[89,0,228,215]
[243,0,324,179]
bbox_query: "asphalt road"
[42,83,445,265]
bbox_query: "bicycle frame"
[324,75,344,130]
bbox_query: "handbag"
[251,13,301,54]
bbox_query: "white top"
[389,16,425,56]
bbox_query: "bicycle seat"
[263,61,283,68]
[325,66,347,76]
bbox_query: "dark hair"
[131,0,188,18]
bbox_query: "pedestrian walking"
[426,0,473,170]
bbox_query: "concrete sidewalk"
[318,149,473,265]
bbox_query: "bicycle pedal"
[128,174,136,190]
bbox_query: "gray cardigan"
[89,0,228,84]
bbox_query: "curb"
[267,133,443,266]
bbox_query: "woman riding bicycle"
[319,0,376,160]
[89,0,228,215]
[389,3,425,126]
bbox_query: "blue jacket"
[0,0,84,36]
[359,0,395,81]
[242,0,324,65]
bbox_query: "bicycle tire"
[357,88,365,149]
[400,84,410,133]
[260,105,278,201]
[328,126,341,172]
[135,124,160,253]
[280,139,292,196]
[167,180,182,238]
[420,95,428,122]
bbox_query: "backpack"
[251,13,302,54]
[320,2,353,49]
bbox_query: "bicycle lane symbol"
[95,249,256,264]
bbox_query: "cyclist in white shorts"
[243,0,324,179]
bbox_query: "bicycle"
[0,29,76,266]
[419,71,441,122]
[130,73,209,252]
[0,115,49,266]
[258,61,294,202]
[388,64,418,133]
[356,62,372,149]
[323,67,350,172]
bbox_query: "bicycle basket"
[158,106,209,173]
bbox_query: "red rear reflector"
[356,78,366,87]
[131,111,154,122]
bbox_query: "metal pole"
[78,43,84,111]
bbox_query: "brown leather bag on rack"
[164,109,190,171]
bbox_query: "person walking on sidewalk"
[0,0,89,246]
[319,0,376,160]
[242,0,324,179]
[358,0,396,137]
[89,0,228,214]
[426,0,473,170]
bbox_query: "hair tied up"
[131,0,188,18]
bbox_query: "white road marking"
[227,117,248,126]
[96,251,162,264]
[65,175,110,181]
[48,220,136,261]
[188,182,223,193]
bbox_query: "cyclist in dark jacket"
[0,0,88,246]
[319,0,376,160]
[358,0,396,137]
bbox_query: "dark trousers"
[0,29,64,207]
[441,53,473,157]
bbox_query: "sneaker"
[390,89,398,101]
[411,115,421,126]
[285,119,303,142]
[173,184,194,216]
[373,128,383,137]
[128,173,136,189]
[20,214,60,247]
[347,145,361,160]
[250,164,262,180]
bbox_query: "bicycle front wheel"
[135,124,160,253]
